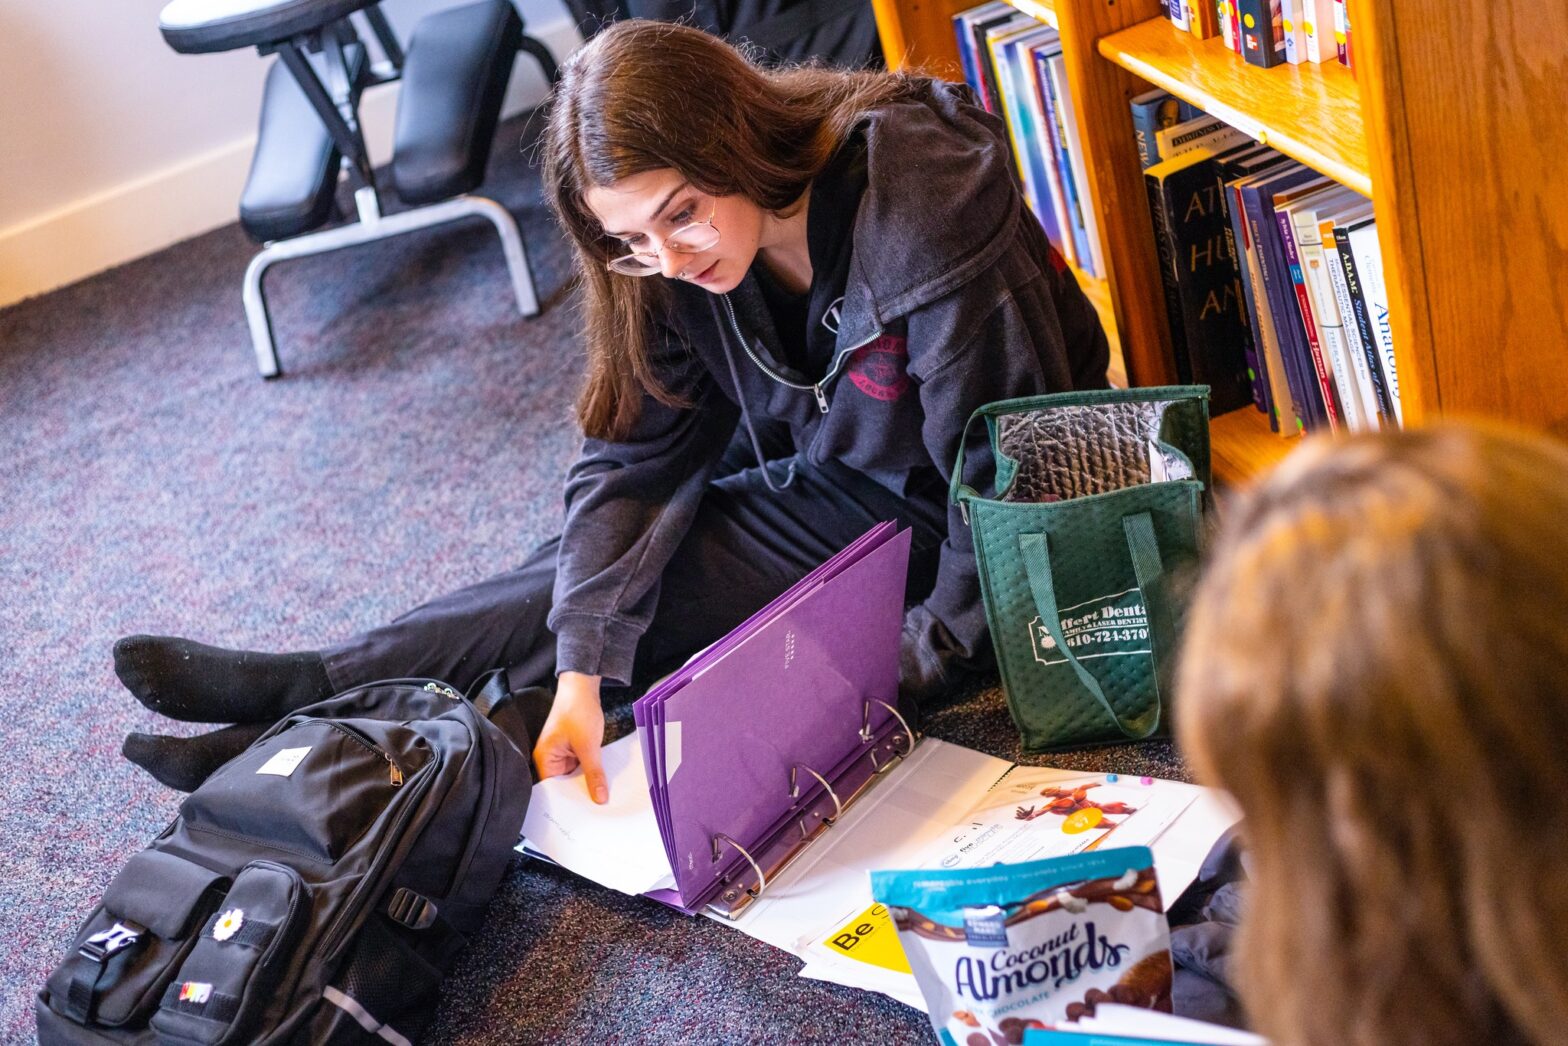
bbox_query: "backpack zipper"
[317,751,439,961]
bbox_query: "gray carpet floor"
[0,111,1186,1044]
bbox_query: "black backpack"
[37,671,536,1045]
[562,0,883,68]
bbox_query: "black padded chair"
[159,0,559,376]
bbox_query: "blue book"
[1036,50,1094,269]
[952,2,1013,99]
[1237,165,1327,430]
[999,26,1067,251]
[1128,90,1204,170]
[1217,147,1293,425]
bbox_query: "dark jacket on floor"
[548,78,1110,695]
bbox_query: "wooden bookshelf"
[874,0,1568,484]
[1209,407,1294,487]
[1008,0,1056,25]
[1097,18,1370,197]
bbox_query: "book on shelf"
[950,2,1011,103]
[1272,176,1347,431]
[1227,167,1300,434]
[1316,199,1389,428]
[955,4,1026,114]
[1300,0,1337,63]
[1279,0,1306,65]
[1188,0,1222,39]
[1129,89,1203,170]
[1342,218,1402,425]
[1045,50,1106,277]
[1217,146,1296,429]
[1165,0,1191,33]
[1287,184,1374,431]
[1331,217,1397,424]
[1236,164,1327,432]
[989,22,1066,251]
[1144,135,1259,414]
[1154,114,1249,163]
[1033,47,1092,269]
[952,3,1101,277]
[1237,0,1286,67]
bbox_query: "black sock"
[114,636,335,724]
[122,723,271,792]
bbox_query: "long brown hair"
[1176,422,1568,1046]
[541,20,924,441]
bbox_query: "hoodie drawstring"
[718,319,797,494]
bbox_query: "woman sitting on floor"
[1177,421,1568,1046]
[115,19,1109,797]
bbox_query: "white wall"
[0,0,580,308]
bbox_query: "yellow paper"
[820,903,911,974]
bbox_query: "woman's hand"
[533,671,609,803]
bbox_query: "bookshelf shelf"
[1006,0,1056,27]
[1209,407,1294,487]
[1096,18,1371,197]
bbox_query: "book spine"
[1276,208,1343,432]
[1168,0,1192,31]
[1242,185,1316,430]
[1041,55,1092,270]
[1332,0,1349,63]
[1218,172,1272,419]
[1236,185,1297,433]
[1333,226,1395,422]
[1302,0,1337,62]
[1050,56,1105,278]
[1348,223,1402,425]
[974,24,1007,114]
[991,37,1040,221]
[1157,121,1252,163]
[1320,218,1383,428]
[1280,0,1305,64]
[952,15,979,96]
[1129,94,1170,170]
[1238,0,1285,67]
[1031,48,1076,264]
[1294,211,1365,430]
[1190,0,1221,38]
[1219,0,1236,50]
[1146,172,1195,384]
[1231,0,1244,52]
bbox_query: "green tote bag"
[951,386,1211,751]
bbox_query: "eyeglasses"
[605,196,721,277]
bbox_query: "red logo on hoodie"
[846,335,911,402]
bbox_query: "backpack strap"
[64,920,146,1023]
[464,668,544,758]
[465,668,511,719]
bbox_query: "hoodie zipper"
[722,293,877,414]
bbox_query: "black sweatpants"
[319,452,948,700]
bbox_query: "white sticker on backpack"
[256,746,311,777]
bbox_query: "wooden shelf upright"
[873,0,1568,488]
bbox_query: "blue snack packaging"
[870,847,1171,1044]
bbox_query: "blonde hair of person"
[1176,421,1568,1046]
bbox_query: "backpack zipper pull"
[389,762,404,787]
[813,384,829,413]
[423,682,459,700]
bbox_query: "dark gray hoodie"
[548,78,1109,699]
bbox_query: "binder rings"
[631,521,917,918]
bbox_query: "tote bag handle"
[1018,512,1173,740]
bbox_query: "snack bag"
[871,847,1170,1044]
